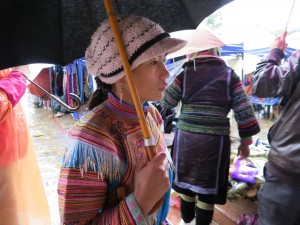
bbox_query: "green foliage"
[205,11,222,31]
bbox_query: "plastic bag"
[237,212,258,225]
[229,157,259,184]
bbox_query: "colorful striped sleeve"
[162,73,183,110]
[58,139,148,224]
[58,169,148,225]
[230,72,260,138]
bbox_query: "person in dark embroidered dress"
[162,48,260,225]
[57,15,186,225]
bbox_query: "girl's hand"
[134,152,170,216]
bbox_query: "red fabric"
[27,68,51,98]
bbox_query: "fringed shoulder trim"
[62,138,127,184]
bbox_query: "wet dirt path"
[22,93,76,225]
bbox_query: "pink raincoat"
[0,70,51,225]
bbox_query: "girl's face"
[117,55,170,105]
[132,55,169,103]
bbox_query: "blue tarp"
[221,43,296,58]
[285,47,297,58]
[220,43,244,56]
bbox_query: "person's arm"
[0,89,12,123]
[161,72,183,110]
[58,168,149,225]
[0,68,27,123]
[252,31,300,98]
[58,137,170,224]
[0,71,26,108]
[58,140,148,225]
[230,72,260,158]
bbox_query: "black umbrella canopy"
[0,0,233,69]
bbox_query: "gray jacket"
[252,48,300,187]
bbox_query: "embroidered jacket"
[162,56,260,143]
[58,93,168,224]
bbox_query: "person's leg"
[258,169,300,225]
[58,96,68,114]
[180,194,196,223]
[52,103,60,114]
[195,200,214,225]
[43,99,47,108]
[47,99,51,108]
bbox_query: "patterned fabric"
[230,79,260,138]
[162,55,260,203]
[162,77,182,109]
[178,104,230,135]
[58,93,168,224]
[162,57,260,138]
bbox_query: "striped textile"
[162,57,260,138]
[163,55,260,203]
[58,93,167,224]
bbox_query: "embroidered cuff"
[125,193,148,225]
[240,136,253,146]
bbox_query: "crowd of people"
[1,14,299,225]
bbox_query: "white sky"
[200,0,300,73]
[219,0,300,31]
[201,0,300,48]
[28,63,53,81]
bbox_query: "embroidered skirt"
[172,129,230,204]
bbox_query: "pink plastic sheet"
[0,103,51,224]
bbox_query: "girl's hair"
[88,77,112,110]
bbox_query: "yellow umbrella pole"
[103,0,164,214]
[103,0,156,160]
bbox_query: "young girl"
[58,15,186,224]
